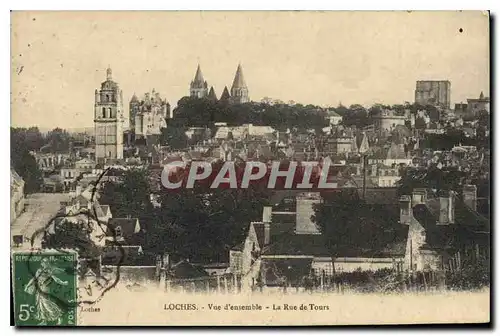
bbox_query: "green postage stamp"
[12,251,78,326]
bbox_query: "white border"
[2,1,498,334]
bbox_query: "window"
[106,94,110,102]
[115,226,122,238]
[108,108,113,118]
[102,107,106,118]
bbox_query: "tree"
[396,167,467,196]
[11,127,43,193]
[42,219,100,259]
[159,126,188,150]
[46,128,71,153]
[99,168,153,220]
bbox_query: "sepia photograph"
[9,10,490,326]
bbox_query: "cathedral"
[129,89,171,138]
[94,67,125,161]
[189,64,249,104]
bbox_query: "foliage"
[396,167,467,195]
[170,97,329,132]
[99,168,154,219]
[45,128,71,153]
[446,256,490,290]
[159,126,189,150]
[422,128,474,150]
[42,219,100,259]
[98,166,271,263]
[11,127,43,193]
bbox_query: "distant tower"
[208,86,218,101]
[230,64,249,104]
[190,64,209,98]
[129,93,140,132]
[94,67,124,161]
[220,86,231,103]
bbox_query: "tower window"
[106,94,110,102]
[108,108,113,118]
[102,107,106,118]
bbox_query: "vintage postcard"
[10,11,490,326]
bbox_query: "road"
[11,193,71,250]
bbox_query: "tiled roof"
[262,229,330,257]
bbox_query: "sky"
[11,11,490,129]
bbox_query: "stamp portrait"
[12,251,78,326]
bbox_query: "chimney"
[463,185,477,212]
[162,252,170,270]
[262,206,272,246]
[399,195,412,225]
[155,255,162,278]
[262,206,272,223]
[412,188,427,205]
[438,190,455,225]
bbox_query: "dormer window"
[115,226,122,238]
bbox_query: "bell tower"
[94,67,124,161]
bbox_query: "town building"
[94,67,125,161]
[372,109,407,135]
[10,169,25,223]
[325,110,343,126]
[467,91,490,115]
[414,80,451,109]
[400,187,489,272]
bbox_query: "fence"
[159,267,488,295]
[164,273,242,294]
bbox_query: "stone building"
[414,80,451,109]
[130,89,170,138]
[190,65,209,98]
[94,67,125,161]
[229,64,249,104]
[372,109,407,135]
[188,63,250,104]
[467,91,490,115]
[10,169,25,223]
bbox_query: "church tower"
[190,64,209,98]
[94,67,124,161]
[230,64,249,104]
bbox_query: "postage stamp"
[12,251,78,326]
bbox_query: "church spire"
[229,64,249,104]
[220,86,231,102]
[208,86,217,100]
[190,64,209,98]
[192,64,205,86]
[231,63,247,90]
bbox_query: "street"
[11,193,71,250]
